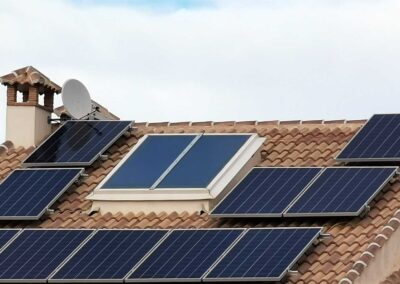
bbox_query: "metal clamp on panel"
[319,233,332,240]
[360,205,371,218]
[100,154,109,161]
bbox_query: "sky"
[1,0,400,142]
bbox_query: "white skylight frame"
[88,133,264,201]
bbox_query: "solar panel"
[126,229,244,282]
[103,135,196,188]
[211,167,322,217]
[285,167,397,217]
[50,229,168,282]
[336,114,400,162]
[0,168,83,220]
[0,230,20,251]
[157,135,251,188]
[23,120,132,167]
[101,134,252,190]
[0,229,92,282]
[204,228,321,282]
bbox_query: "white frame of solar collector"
[90,133,264,201]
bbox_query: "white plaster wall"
[354,227,400,284]
[92,199,210,215]
[6,106,51,147]
[34,107,52,145]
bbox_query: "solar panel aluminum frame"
[202,227,322,283]
[0,228,96,284]
[49,229,170,284]
[210,167,324,218]
[283,166,398,217]
[0,229,22,253]
[124,228,246,283]
[335,114,400,162]
[0,168,84,220]
[90,133,264,201]
[22,120,133,167]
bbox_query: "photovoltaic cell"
[103,135,196,189]
[0,168,83,220]
[157,135,251,188]
[211,167,321,217]
[285,167,397,216]
[0,229,92,282]
[336,114,400,162]
[127,229,243,282]
[0,230,19,250]
[51,230,167,282]
[204,228,321,282]
[23,120,132,167]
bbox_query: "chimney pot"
[1,66,61,147]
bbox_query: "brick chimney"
[0,66,61,147]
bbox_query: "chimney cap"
[0,66,61,94]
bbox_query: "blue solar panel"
[337,114,400,162]
[157,135,251,188]
[101,134,251,190]
[0,229,92,281]
[127,229,243,282]
[285,167,397,216]
[204,228,321,282]
[51,229,167,282]
[0,168,83,220]
[0,230,19,250]
[23,120,132,166]
[211,167,321,217]
[103,135,196,188]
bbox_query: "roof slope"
[2,119,400,283]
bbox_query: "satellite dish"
[61,79,93,119]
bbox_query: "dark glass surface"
[0,230,19,250]
[158,135,250,188]
[0,169,82,219]
[212,168,321,216]
[52,230,167,281]
[337,114,400,160]
[103,135,195,188]
[0,230,92,280]
[205,228,320,280]
[286,167,396,215]
[24,121,131,165]
[129,229,243,280]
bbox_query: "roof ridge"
[136,119,367,127]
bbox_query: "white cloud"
[1,0,400,142]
